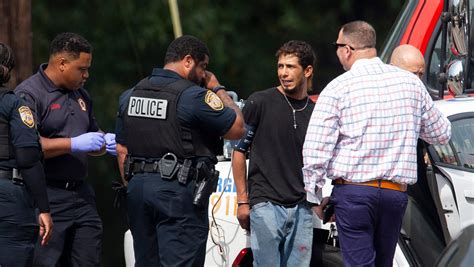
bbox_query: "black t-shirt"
[244,87,315,207]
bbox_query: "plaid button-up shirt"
[302,57,451,204]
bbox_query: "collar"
[350,57,383,70]
[38,63,66,93]
[151,68,184,80]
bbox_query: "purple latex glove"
[104,133,117,156]
[71,132,105,153]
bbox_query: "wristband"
[237,201,249,206]
[211,85,226,94]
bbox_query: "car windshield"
[379,0,418,62]
[433,117,474,170]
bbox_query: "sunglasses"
[332,42,355,51]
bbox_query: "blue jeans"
[250,201,313,267]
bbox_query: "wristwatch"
[211,85,226,94]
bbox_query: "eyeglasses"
[332,42,374,51]
[332,42,356,51]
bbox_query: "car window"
[432,117,474,170]
[425,0,474,93]
[426,31,444,91]
[379,0,418,62]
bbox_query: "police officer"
[0,42,53,266]
[15,33,115,266]
[115,35,244,266]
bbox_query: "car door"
[427,109,474,242]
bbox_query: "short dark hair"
[0,42,15,85]
[275,40,316,69]
[164,35,209,64]
[341,21,376,49]
[49,32,92,59]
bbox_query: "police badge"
[18,106,35,128]
[204,90,224,111]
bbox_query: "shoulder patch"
[18,106,35,128]
[204,90,224,111]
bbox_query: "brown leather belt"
[333,178,407,192]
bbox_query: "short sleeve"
[3,94,40,148]
[178,87,236,137]
[242,93,261,128]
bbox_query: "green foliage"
[31,0,404,265]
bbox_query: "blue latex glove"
[104,133,117,156]
[71,132,105,153]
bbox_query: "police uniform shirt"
[0,91,39,169]
[14,64,100,181]
[115,68,236,159]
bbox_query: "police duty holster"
[192,162,219,208]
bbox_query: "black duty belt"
[126,153,204,183]
[0,169,12,180]
[46,180,84,191]
[0,169,25,185]
[130,161,161,173]
[130,161,197,178]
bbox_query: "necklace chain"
[282,93,309,129]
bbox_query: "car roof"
[434,96,474,117]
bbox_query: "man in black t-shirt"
[232,40,316,266]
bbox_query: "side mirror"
[447,59,464,96]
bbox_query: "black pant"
[34,182,103,267]
[127,173,209,267]
[0,179,38,267]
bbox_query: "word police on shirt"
[128,96,168,119]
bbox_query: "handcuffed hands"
[104,133,117,156]
[71,132,105,153]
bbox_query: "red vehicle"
[380,0,474,98]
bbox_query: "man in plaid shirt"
[302,21,451,267]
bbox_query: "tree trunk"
[0,0,32,88]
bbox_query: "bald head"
[390,44,425,78]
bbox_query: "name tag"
[127,97,168,119]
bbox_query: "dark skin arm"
[116,143,128,185]
[204,71,245,140]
